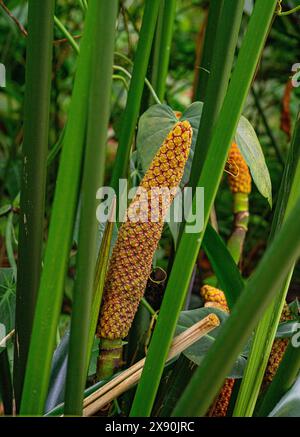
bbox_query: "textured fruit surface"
[200,284,229,313]
[201,285,232,416]
[227,142,251,194]
[209,378,235,417]
[98,121,192,340]
[262,303,292,390]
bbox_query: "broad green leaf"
[175,307,247,378]
[136,104,177,175]
[236,115,272,207]
[269,376,300,417]
[0,268,16,334]
[136,102,204,186]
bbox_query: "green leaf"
[275,320,300,339]
[136,104,177,174]
[0,205,12,217]
[0,268,16,334]
[236,115,272,206]
[269,376,300,417]
[202,223,245,309]
[136,102,204,186]
[175,307,247,378]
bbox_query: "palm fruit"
[208,379,235,417]
[200,285,232,416]
[97,121,192,341]
[262,303,292,390]
[227,142,251,195]
[200,285,229,313]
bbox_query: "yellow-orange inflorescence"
[200,285,232,417]
[200,285,229,313]
[209,378,235,417]
[97,121,192,340]
[227,142,251,194]
[262,303,292,390]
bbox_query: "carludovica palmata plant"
[96,121,193,380]
[4,0,299,418]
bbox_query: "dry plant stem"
[84,314,219,416]
[0,330,15,348]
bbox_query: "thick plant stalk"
[200,285,234,417]
[150,0,177,103]
[14,0,55,410]
[97,121,192,379]
[227,142,251,264]
[20,3,103,415]
[64,0,118,416]
[193,0,224,102]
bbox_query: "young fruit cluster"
[200,285,233,417]
[97,121,192,341]
[227,142,251,195]
[200,284,229,313]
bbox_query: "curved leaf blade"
[236,115,272,206]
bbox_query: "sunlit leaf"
[236,115,272,206]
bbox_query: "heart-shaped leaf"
[136,102,203,186]
[236,115,272,207]
[175,307,247,378]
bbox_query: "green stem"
[110,0,161,192]
[130,0,277,417]
[278,5,300,16]
[54,15,80,54]
[64,0,118,416]
[227,192,249,265]
[14,0,55,411]
[256,342,300,416]
[113,65,161,105]
[189,0,244,189]
[20,2,100,415]
[97,339,123,381]
[172,195,300,416]
[141,297,156,317]
[194,0,224,102]
[150,0,177,103]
